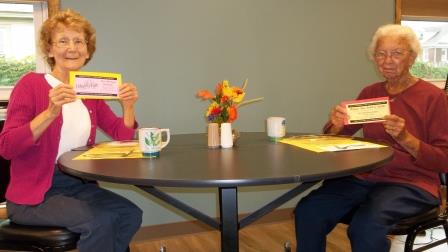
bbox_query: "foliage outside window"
[411,61,448,79]
[402,20,448,81]
[0,55,35,86]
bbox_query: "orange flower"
[215,81,224,96]
[228,106,238,122]
[196,89,214,100]
[220,95,229,103]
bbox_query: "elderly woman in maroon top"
[294,24,448,252]
[0,9,142,252]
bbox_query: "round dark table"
[58,132,393,252]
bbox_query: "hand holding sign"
[118,82,139,109]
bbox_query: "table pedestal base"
[137,181,320,252]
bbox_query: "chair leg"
[443,222,448,246]
[404,229,419,252]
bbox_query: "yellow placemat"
[279,135,387,153]
[74,141,146,160]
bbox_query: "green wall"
[61,0,394,226]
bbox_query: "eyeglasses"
[374,49,410,60]
[53,38,87,49]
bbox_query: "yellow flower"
[222,81,245,103]
[231,87,245,103]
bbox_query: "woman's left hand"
[118,83,139,109]
[383,114,407,140]
[383,114,421,157]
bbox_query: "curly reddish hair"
[39,9,96,69]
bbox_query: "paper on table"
[279,135,387,153]
[74,140,148,160]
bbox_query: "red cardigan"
[324,79,448,197]
[0,72,136,205]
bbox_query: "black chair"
[0,153,80,251]
[340,173,448,252]
[394,75,448,250]
[388,173,448,252]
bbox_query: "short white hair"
[367,24,421,60]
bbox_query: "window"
[396,0,448,87]
[401,20,448,82]
[0,1,50,100]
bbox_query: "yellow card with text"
[342,97,390,125]
[69,71,122,99]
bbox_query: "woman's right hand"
[47,84,76,118]
[328,104,347,133]
[30,84,76,141]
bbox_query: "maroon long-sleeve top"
[324,79,448,197]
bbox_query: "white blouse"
[45,74,91,160]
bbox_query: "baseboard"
[133,207,294,242]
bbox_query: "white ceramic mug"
[266,117,286,141]
[138,128,170,158]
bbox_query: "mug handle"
[160,129,170,149]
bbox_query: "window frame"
[396,0,448,22]
[0,0,58,15]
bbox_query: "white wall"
[61,0,394,226]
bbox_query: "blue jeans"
[294,176,438,252]
[7,167,142,252]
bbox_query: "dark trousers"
[294,176,439,252]
[7,168,143,252]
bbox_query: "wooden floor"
[129,220,448,252]
[2,217,444,252]
[130,219,351,252]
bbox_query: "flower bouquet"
[196,79,263,124]
[196,79,263,148]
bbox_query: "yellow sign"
[69,71,122,99]
[342,97,391,125]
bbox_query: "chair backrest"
[441,173,447,186]
[440,173,447,216]
[1,119,11,219]
[0,119,10,203]
[444,73,448,94]
[0,158,10,203]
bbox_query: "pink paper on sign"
[74,75,119,97]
